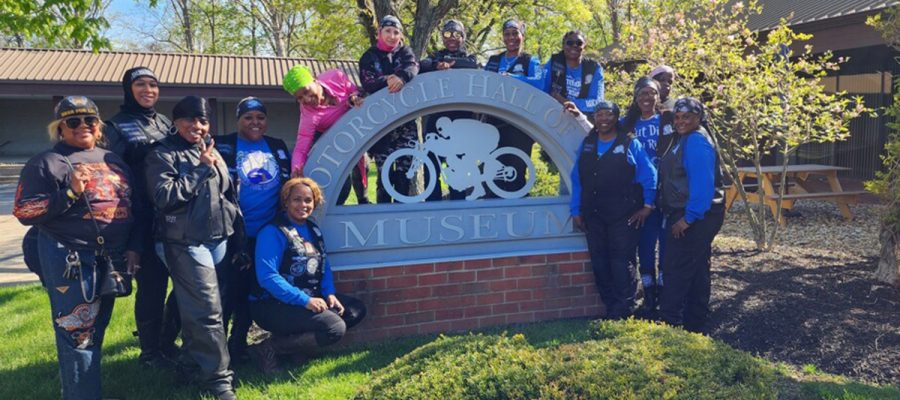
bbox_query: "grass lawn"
[0,283,591,400]
[2,283,898,399]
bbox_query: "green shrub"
[354,333,556,400]
[583,319,778,399]
[356,320,779,400]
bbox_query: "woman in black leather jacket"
[144,95,240,400]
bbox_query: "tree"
[606,0,868,250]
[866,8,900,287]
[0,0,111,50]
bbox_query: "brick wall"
[333,251,603,343]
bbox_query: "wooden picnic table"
[724,164,867,225]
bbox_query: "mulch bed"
[707,201,900,385]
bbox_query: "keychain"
[63,250,81,280]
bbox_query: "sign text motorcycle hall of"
[306,70,589,270]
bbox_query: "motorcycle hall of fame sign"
[305,69,590,270]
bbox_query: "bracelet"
[66,188,78,200]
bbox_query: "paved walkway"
[0,184,37,286]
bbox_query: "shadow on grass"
[0,283,41,305]
[230,318,594,396]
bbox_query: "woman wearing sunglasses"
[545,30,605,115]
[14,96,142,400]
[145,96,240,400]
[419,19,480,200]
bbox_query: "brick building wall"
[334,251,604,343]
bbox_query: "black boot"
[636,285,658,319]
[248,337,282,374]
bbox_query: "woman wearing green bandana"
[283,65,369,204]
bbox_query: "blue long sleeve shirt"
[485,54,545,89]
[542,60,604,114]
[681,132,717,224]
[569,136,657,216]
[632,114,661,165]
[254,220,336,306]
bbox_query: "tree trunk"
[356,0,402,49]
[875,224,900,287]
[174,0,195,52]
[410,0,459,58]
[606,0,620,44]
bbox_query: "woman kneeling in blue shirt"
[249,177,366,373]
[571,100,657,320]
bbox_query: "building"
[0,48,358,165]
[750,0,900,179]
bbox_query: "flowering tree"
[606,0,868,250]
[866,8,900,286]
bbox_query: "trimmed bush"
[353,333,556,399]
[355,319,779,399]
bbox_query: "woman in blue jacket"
[248,177,366,373]
[657,97,725,333]
[545,30,604,115]
[570,100,656,320]
[620,77,666,313]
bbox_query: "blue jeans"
[638,208,666,288]
[38,231,115,400]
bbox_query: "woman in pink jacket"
[283,65,369,204]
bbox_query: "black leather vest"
[658,130,725,216]
[549,52,599,99]
[578,132,643,221]
[252,217,326,299]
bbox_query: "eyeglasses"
[63,116,99,129]
[442,31,463,40]
[565,40,585,47]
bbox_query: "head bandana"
[380,15,402,31]
[236,97,267,118]
[283,65,315,96]
[649,65,675,80]
[595,100,621,119]
[502,19,525,36]
[442,20,465,35]
[172,96,211,121]
[674,97,704,120]
[122,66,159,117]
[55,96,100,120]
[633,76,661,98]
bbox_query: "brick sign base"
[334,251,604,343]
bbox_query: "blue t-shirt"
[236,136,281,237]
[498,55,519,73]
[566,65,583,99]
[633,114,661,165]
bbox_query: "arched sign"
[305,69,589,269]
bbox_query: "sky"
[104,0,161,49]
